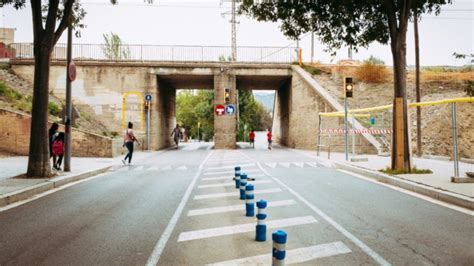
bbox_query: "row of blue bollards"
[234,166,287,265]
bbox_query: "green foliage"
[0,82,22,101]
[110,131,120,138]
[48,102,60,116]
[14,101,32,113]
[218,55,233,62]
[176,90,215,141]
[102,32,131,60]
[365,56,385,66]
[302,64,321,75]
[380,167,433,175]
[237,90,273,141]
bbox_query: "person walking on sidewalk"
[52,132,65,170]
[171,124,181,149]
[48,123,59,158]
[249,129,255,148]
[122,122,140,165]
[267,128,272,150]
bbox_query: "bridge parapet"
[8,43,297,63]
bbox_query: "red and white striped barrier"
[319,128,392,135]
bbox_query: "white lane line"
[178,216,317,242]
[145,151,214,266]
[293,162,305,168]
[201,174,265,181]
[203,169,260,176]
[188,199,297,216]
[197,180,271,189]
[193,188,282,200]
[206,163,256,170]
[208,241,351,265]
[265,163,277,168]
[337,169,474,216]
[250,160,391,266]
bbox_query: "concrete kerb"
[0,166,111,207]
[333,162,474,211]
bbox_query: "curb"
[333,162,474,211]
[0,166,112,207]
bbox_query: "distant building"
[0,28,15,45]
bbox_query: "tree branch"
[30,0,44,44]
[54,0,76,45]
[384,0,398,42]
[44,0,60,39]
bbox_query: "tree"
[237,90,272,141]
[102,32,131,60]
[240,0,450,171]
[2,0,112,177]
[176,90,214,141]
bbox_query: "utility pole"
[414,12,422,157]
[231,0,237,61]
[310,31,314,64]
[64,15,73,172]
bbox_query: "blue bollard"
[239,174,247,200]
[245,184,255,217]
[255,200,267,241]
[272,230,287,266]
[234,166,241,188]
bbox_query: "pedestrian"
[267,128,272,150]
[122,122,140,165]
[249,129,255,148]
[48,123,59,158]
[52,132,65,170]
[171,124,181,148]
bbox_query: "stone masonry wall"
[214,73,237,149]
[0,109,120,157]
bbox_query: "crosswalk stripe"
[146,166,159,171]
[176,166,188,171]
[161,166,172,171]
[206,163,256,171]
[265,163,277,168]
[197,180,271,189]
[193,188,282,200]
[305,162,318,168]
[135,166,144,171]
[208,241,351,265]
[279,163,290,168]
[201,174,265,181]
[204,169,259,176]
[187,199,297,216]
[177,216,317,242]
[293,162,304,168]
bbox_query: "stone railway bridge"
[9,58,380,153]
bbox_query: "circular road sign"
[145,94,152,101]
[215,104,226,116]
[68,61,76,81]
[225,104,236,116]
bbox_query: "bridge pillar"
[214,72,237,149]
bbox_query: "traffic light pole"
[146,103,150,150]
[64,19,73,172]
[344,97,349,161]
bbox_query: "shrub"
[15,101,32,113]
[110,131,119,138]
[356,56,389,83]
[303,64,321,75]
[48,102,60,116]
[0,82,22,101]
[379,167,433,175]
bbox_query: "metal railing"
[8,43,297,63]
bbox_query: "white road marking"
[161,166,172,171]
[197,180,271,189]
[305,162,318,168]
[265,163,277,168]
[337,169,474,216]
[293,162,305,168]
[206,163,256,171]
[145,151,214,266]
[193,188,282,200]
[201,174,265,181]
[203,169,259,176]
[279,162,291,168]
[187,199,297,216]
[176,166,188,171]
[178,216,317,242]
[208,241,352,265]
[250,160,391,266]
[135,166,144,171]
[146,166,159,171]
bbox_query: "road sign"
[145,94,152,101]
[215,104,225,116]
[68,61,76,81]
[225,104,236,116]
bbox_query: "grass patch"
[302,64,322,75]
[48,102,60,116]
[0,82,23,101]
[380,167,433,175]
[110,131,119,138]
[355,56,389,83]
[15,101,32,113]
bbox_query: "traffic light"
[344,77,353,98]
[224,88,231,104]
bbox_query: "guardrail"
[8,43,297,63]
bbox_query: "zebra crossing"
[116,164,189,172]
[163,152,357,265]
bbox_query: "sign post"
[64,19,74,172]
[344,77,353,161]
[145,94,152,150]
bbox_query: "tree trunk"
[26,46,53,178]
[390,33,412,171]
[414,13,422,157]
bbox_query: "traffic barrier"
[245,184,255,217]
[272,230,287,266]
[319,128,392,135]
[234,166,241,188]
[240,174,248,200]
[255,200,267,241]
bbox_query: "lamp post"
[64,15,73,172]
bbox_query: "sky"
[1,0,473,66]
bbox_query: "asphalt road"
[0,141,472,265]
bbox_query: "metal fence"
[8,43,297,63]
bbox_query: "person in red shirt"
[267,129,272,150]
[249,130,255,148]
[52,132,65,170]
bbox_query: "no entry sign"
[215,104,225,116]
[68,61,76,81]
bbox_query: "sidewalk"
[0,152,153,207]
[309,151,474,210]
